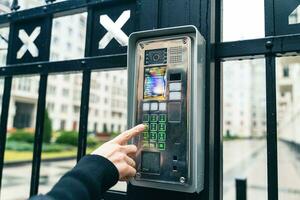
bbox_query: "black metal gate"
[0,0,299,200]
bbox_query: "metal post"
[236,178,247,200]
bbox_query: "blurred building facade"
[0,0,127,134]
[277,57,300,145]
[223,59,266,138]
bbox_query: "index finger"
[112,124,145,145]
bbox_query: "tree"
[43,109,52,143]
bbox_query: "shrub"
[5,141,73,152]
[87,136,98,147]
[42,143,73,152]
[56,131,100,147]
[8,130,34,143]
[56,131,78,146]
[5,141,33,151]
[43,110,52,143]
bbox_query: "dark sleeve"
[29,155,119,200]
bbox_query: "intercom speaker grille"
[169,46,183,63]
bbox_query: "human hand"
[91,124,145,181]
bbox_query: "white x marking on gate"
[99,10,131,49]
[17,27,41,59]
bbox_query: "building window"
[47,102,55,112]
[103,123,108,132]
[94,122,98,132]
[111,124,114,132]
[61,104,68,113]
[283,66,289,77]
[55,21,60,28]
[62,88,69,97]
[68,27,73,35]
[73,105,80,113]
[67,42,72,50]
[48,85,56,95]
[79,16,86,27]
[53,36,59,44]
[60,120,66,130]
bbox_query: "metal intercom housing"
[127,26,206,193]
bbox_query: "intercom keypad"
[142,113,167,151]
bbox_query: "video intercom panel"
[128,26,206,193]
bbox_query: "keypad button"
[169,92,181,100]
[144,123,149,131]
[159,114,167,122]
[150,102,158,111]
[159,102,167,111]
[158,123,166,131]
[143,132,149,140]
[158,142,165,150]
[143,114,149,122]
[143,103,150,111]
[169,83,182,91]
[150,114,158,122]
[150,132,157,140]
[143,141,149,148]
[149,142,157,148]
[150,123,157,131]
[158,132,166,141]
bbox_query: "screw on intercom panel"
[139,43,144,49]
[180,177,186,183]
[136,172,141,178]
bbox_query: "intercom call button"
[159,102,167,111]
[169,82,182,91]
[143,103,150,111]
[150,102,158,111]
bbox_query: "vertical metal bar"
[29,74,48,197]
[0,77,12,197]
[76,7,94,162]
[265,55,278,200]
[264,0,275,36]
[264,0,278,199]
[199,0,218,199]
[214,0,222,199]
[236,178,247,200]
[77,69,91,162]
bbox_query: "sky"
[222,0,265,41]
[0,0,265,43]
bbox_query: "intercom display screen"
[144,67,167,100]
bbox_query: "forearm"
[29,155,119,200]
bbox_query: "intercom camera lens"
[153,54,160,61]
